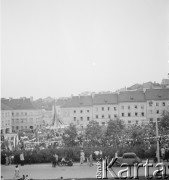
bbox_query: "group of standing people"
[80,149,103,166]
[160,146,169,161]
[5,154,14,165]
[4,152,24,166]
[52,153,59,167]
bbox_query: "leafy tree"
[129,125,146,146]
[105,119,125,148]
[62,123,78,147]
[159,112,169,132]
[85,120,102,147]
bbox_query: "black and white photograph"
[1,0,169,179]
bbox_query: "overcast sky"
[1,0,169,99]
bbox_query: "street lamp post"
[155,117,160,163]
[153,101,160,163]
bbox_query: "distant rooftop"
[161,79,169,85]
[1,103,13,110]
[118,91,146,103]
[145,89,169,101]
[93,93,118,105]
[62,95,92,108]
[1,98,37,110]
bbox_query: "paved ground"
[1,162,169,179]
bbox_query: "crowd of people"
[50,149,102,168]
[160,146,169,161]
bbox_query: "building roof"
[62,96,93,108]
[161,79,169,85]
[1,103,13,110]
[55,98,70,106]
[118,91,146,103]
[145,89,169,101]
[1,98,37,110]
[93,93,118,105]
[127,84,142,90]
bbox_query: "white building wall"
[1,110,12,134]
[93,104,118,125]
[118,102,147,126]
[59,99,169,128]
[12,109,43,132]
[61,106,93,127]
[146,100,169,123]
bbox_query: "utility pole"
[156,117,160,162]
[153,101,160,163]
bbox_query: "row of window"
[121,112,145,117]
[12,118,33,123]
[100,119,145,125]
[149,118,161,122]
[13,126,29,130]
[73,107,118,114]
[74,109,90,113]
[12,112,28,116]
[73,111,155,120]
[72,102,167,114]
[1,120,11,126]
[1,112,11,117]
[149,110,164,114]
[95,107,117,111]
[11,111,41,116]
[74,117,90,121]
[121,105,144,110]
[95,114,117,119]
[149,102,166,107]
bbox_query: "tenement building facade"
[61,96,93,126]
[57,89,169,127]
[118,91,147,126]
[1,103,12,135]
[145,89,169,123]
[1,98,43,132]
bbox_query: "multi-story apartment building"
[61,96,93,127]
[1,98,43,132]
[118,91,147,126]
[56,88,169,127]
[1,103,12,135]
[145,89,169,123]
[93,93,118,125]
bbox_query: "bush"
[1,144,157,165]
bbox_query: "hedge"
[1,145,156,165]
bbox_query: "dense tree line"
[1,113,169,164]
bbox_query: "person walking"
[54,153,59,166]
[89,153,94,167]
[99,150,102,159]
[11,155,14,164]
[80,150,85,165]
[9,155,12,165]
[161,147,165,161]
[14,165,20,179]
[5,154,9,166]
[20,152,24,166]
[115,151,118,158]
